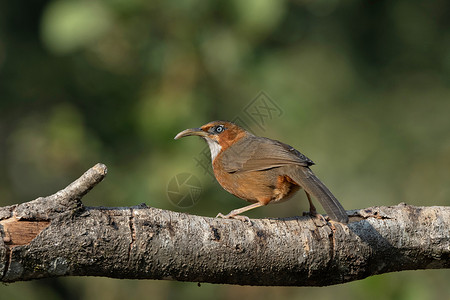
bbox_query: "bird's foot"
[216,213,252,225]
[314,214,328,224]
[303,210,328,225]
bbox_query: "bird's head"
[174,120,250,161]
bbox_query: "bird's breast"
[212,159,300,205]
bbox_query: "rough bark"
[0,163,448,285]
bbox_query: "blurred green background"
[1,0,449,299]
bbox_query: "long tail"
[287,166,348,223]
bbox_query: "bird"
[174,120,348,223]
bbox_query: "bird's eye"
[214,125,225,134]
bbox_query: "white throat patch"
[205,139,222,161]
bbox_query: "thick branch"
[0,164,448,285]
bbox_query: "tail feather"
[287,166,348,223]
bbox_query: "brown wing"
[220,136,314,173]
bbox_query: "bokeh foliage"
[0,0,449,299]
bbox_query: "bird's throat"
[205,139,222,161]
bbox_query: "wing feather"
[220,137,314,173]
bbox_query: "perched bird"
[174,121,348,223]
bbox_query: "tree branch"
[0,164,448,285]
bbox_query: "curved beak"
[174,128,208,140]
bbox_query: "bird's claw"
[314,214,328,224]
[216,213,253,225]
[302,211,328,224]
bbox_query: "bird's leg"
[304,191,327,223]
[216,202,264,222]
[305,191,317,215]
